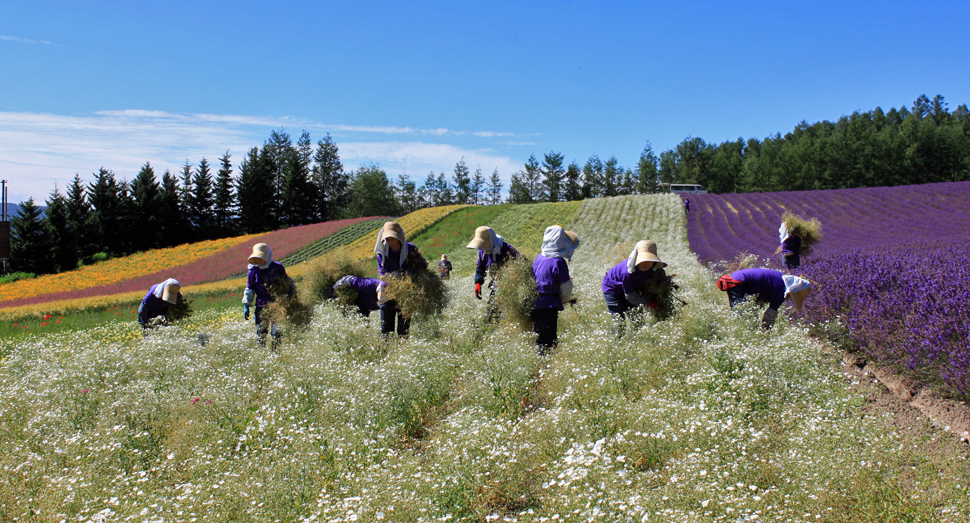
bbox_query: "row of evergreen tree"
[8,94,969,275]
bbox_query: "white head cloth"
[374,229,408,266]
[782,274,811,296]
[540,226,579,261]
[153,278,181,299]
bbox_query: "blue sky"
[2,0,969,204]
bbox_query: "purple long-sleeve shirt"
[346,276,383,311]
[731,268,786,310]
[475,242,520,284]
[377,242,418,276]
[781,235,802,256]
[246,262,290,307]
[140,284,173,321]
[601,260,654,298]
[533,254,570,310]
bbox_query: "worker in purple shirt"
[242,243,294,350]
[466,225,521,323]
[717,268,811,329]
[138,278,182,333]
[532,225,580,355]
[374,221,422,337]
[326,275,385,317]
[778,222,802,271]
[601,240,667,337]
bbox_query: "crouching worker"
[138,278,182,334]
[601,240,667,337]
[717,268,811,330]
[326,275,385,317]
[467,225,521,323]
[242,243,294,350]
[532,225,580,355]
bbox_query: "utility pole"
[1,180,8,274]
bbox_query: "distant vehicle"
[667,184,707,194]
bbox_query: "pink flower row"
[4,217,381,308]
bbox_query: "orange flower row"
[0,233,259,304]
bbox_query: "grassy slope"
[0,196,968,522]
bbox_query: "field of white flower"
[2,194,968,522]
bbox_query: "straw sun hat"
[466,226,494,251]
[248,243,271,266]
[634,240,666,268]
[161,283,181,305]
[380,221,406,243]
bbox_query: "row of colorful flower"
[0,234,259,304]
[0,217,379,309]
[338,205,473,261]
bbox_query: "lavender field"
[686,181,970,398]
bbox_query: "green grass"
[0,288,243,342]
[410,204,514,262]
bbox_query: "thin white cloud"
[473,131,515,137]
[0,110,524,202]
[1,35,55,45]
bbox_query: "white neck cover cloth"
[782,274,811,296]
[485,227,504,256]
[626,240,664,274]
[374,231,408,267]
[153,278,181,299]
[248,245,273,270]
[540,226,578,261]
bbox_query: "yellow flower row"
[0,233,259,303]
[337,205,473,261]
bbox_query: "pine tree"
[507,172,531,203]
[434,172,454,206]
[65,174,90,257]
[214,151,236,234]
[130,162,162,251]
[158,170,187,247]
[10,197,55,274]
[524,155,545,202]
[281,148,316,226]
[487,168,504,205]
[635,142,660,194]
[179,161,194,212]
[541,151,565,202]
[396,173,420,213]
[311,134,351,222]
[237,146,276,233]
[43,188,77,272]
[470,167,485,205]
[189,157,216,238]
[582,155,603,199]
[563,161,582,201]
[452,157,471,204]
[603,157,621,197]
[264,129,293,224]
[87,168,125,256]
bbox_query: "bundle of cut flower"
[263,277,312,328]
[299,254,371,308]
[780,211,823,255]
[164,294,193,323]
[380,250,448,319]
[637,270,680,321]
[490,255,537,331]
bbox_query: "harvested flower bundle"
[490,255,537,331]
[380,250,448,319]
[780,212,823,255]
[637,270,680,321]
[299,254,370,308]
[164,294,193,323]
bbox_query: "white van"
[668,184,707,194]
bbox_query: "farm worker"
[375,221,422,337]
[242,243,294,350]
[325,275,386,317]
[438,254,452,280]
[717,268,811,330]
[684,197,691,213]
[138,278,182,332]
[778,222,802,271]
[601,240,667,337]
[466,225,521,323]
[531,225,579,355]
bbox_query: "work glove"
[325,286,335,299]
[243,304,251,320]
[474,283,482,300]
[647,301,660,311]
